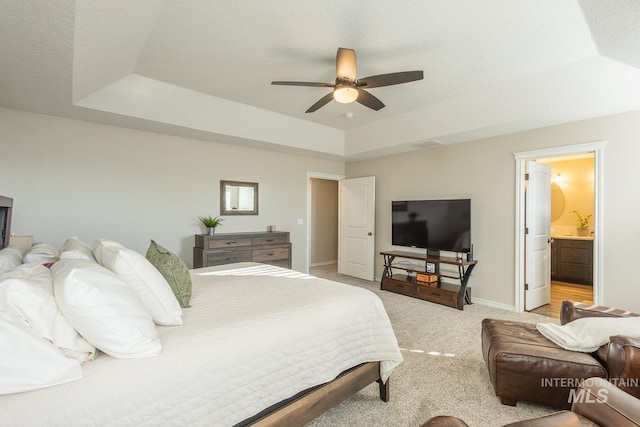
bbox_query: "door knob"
[368,232,373,236]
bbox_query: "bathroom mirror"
[220,180,258,215]
[550,183,565,222]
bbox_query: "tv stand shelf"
[380,250,477,310]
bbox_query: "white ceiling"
[2,0,640,160]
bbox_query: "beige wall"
[346,109,640,313]
[0,108,345,271]
[310,179,338,266]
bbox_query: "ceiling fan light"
[333,86,358,104]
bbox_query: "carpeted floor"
[305,264,558,427]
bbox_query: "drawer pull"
[265,239,274,242]
[226,257,236,261]
[266,252,275,256]
[226,241,236,245]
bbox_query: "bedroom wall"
[0,107,345,271]
[346,109,640,313]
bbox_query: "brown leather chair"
[481,301,639,409]
[421,377,640,427]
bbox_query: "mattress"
[0,262,403,426]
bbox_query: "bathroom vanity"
[551,237,593,285]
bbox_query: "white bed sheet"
[0,262,403,427]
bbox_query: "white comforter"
[0,263,403,426]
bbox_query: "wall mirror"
[550,182,565,222]
[220,180,258,215]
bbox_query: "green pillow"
[146,240,191,308]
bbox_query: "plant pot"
[207,227,215,236]
[577,228,589,237]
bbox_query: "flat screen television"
[391,199,471,253]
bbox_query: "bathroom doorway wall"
[532,154,594,317]
[514,141,605,314]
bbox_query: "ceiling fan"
[271,48,424,113]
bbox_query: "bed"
[0,259,403,426]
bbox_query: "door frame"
[514,141,606,313]
[306,172,345,273]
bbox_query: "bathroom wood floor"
[529,281,594,318]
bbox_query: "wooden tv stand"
[380,250,477,310]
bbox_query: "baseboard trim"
[471,298,516,312]
[310,260,338,268]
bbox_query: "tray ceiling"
[1,0,640,160]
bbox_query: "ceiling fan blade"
[357,71,424,88]
[356,89,385,111]
[336,48,357,82]
[271,81,334,87]
[306,92,335,113]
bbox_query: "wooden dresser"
[193,231,291,269]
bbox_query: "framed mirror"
[220,180,258,215]
[550,182,565,222]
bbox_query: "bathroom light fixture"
[333,85,358,104]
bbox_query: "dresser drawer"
[382,277,416,296]
[558,239,591,249]
[559,247,589,264]
[252,235,288,246]
[557,262,591,282]
[207,238,252,249]
[252,246,290,262]
[417,286,457,306]
[206,250,252,265]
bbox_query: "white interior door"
[525,161,552,310]
[339,176,375,281]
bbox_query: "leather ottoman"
[481,318,608,409]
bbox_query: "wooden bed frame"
[239,361,388,426]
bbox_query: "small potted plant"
[199,215,224,236]
[572,210,592,236]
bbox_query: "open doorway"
[309,178,339,269]
[306,172,343,275]
[514,141,605,315]
[530,154,595,317]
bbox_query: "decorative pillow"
[92,239,125,265]
[0,309,83,395]
[59,237,96,261]
[98,244,182,326]
[0,263,95,363]
[146,240,192,308]
[0,246,24,274]
[23,242,60,264]
[52,259,161,359]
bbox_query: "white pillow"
[92,239,125,265]
[59,237,96,261]
[23,242,59,264]
[52,259,161,359]
[0,263,96,363]
[0,309,83,395]
[98,244,182,326]
[0,246,24,273]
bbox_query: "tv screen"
[391,199,471,253]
